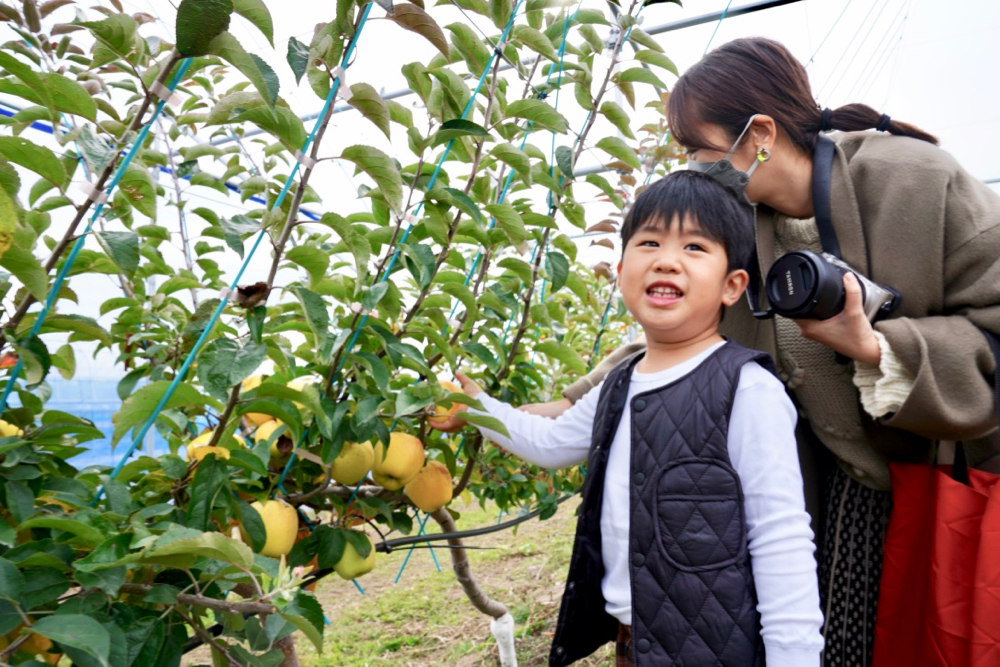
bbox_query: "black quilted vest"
[550,341,776,666]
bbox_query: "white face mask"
[686,114,763,205]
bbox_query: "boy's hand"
[427,372,483,433]
[454,372,483,398]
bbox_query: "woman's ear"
[722,268,750,306]
[750,115,778,152]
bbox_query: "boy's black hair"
[620,170,755,272]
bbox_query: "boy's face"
[618,214,748,345]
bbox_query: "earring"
[756,147,771,163]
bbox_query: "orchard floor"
[300,496,614,666]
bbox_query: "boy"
[438,171,823,666]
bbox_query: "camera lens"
[765,251,848,319]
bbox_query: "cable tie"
[404,213,418,225]
[220,286,231,300]
[79,182,109,204]
[294,149,317,169]
[331,66,353,102]
[149,80,180,106]
[350,302,368,315]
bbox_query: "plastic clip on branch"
[89,3,375,504]
[0,57,194,415]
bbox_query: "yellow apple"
[429,381,464,426]
[372,433,425,490]
[334,533,376,580]
[0,419,23,438]
[254,420,291,462]
[330,441,374,486]
[241,375,275,427]
[404,461,453,512]
[186,430,246,462]
[249,499,299,558]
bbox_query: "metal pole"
[209,0,805,148]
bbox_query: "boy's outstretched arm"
[728,364,825,666]
[429,372,599,469]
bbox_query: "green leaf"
[0,558,23,600]
[41,71,97,121]
[184,456,232,533]
[634,49,678,75]
[0,136,65,187]
[176,0,233,57]
[292,286,330,349]
[389,4,449,58]
[314,525,345,568]
[459,411,510,437]
[490,0,512,29]
[555,145,574,178]
[95,231,139,278]
[197,338,267,402]
[535,339,586,373]
[31,615,111,667]
[484,202,528,243]
[233,499,265,553]
[220,214,260,258]
[32,314,111,346]
[546,251,569,293]
[387,100,413,128]
[208,31,280,105]
[629,27,664,53]
[280,612,323,653]
[512,25,558,61]
[490,143,532,184]
[286,36,309,84]
[233,0,273,45]
[0,246,47,301]
[78,14,139,61]
[320,214,370,284]
[112,381,218,445]
[573,8,609,25]
[117,166,157,219]
[574,81,593,111]
[286,245,330,286]
[78,125,116,175]
[232,105,306,150]
[585,174,624,209]
[348,83,391,139]
[0,52,53,113]
[17,516,105,547]
[596,136,641,171]
[505,99,568,133]
[433,118,488,146]
[446,22,491,77]
[340,144,403,214]
[146,530,254,569]
[617,66,667,89]
[424,187,482,224]
[599,101,635,140]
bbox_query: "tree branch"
[430,507,508,619]
[121,583,277,615]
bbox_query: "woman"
[533,38,1000,665]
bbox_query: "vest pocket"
[653,458,747,572]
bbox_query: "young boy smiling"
[438,171,823,666]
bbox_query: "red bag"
[873,330,1000,666]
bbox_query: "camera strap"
[812,134,842,259]
[746,134,843,319]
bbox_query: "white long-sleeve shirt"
[473,343,824,666]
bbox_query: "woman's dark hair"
[621,170,755,272]
[668,37,937,152]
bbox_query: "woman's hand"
[518,398,573,419]
[796,272,882,365]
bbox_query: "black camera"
[764,250,900,321]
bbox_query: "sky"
[2,0,998,381]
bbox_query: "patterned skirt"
[818,466,894,667]
[616,623,633,666]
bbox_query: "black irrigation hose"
[182,492,578,653]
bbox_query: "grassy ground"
[296,496,615,666]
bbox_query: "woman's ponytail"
[669,38,939,151]
[820,103,938,145]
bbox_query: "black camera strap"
[812,134,842,259]
[746,134,843,319]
